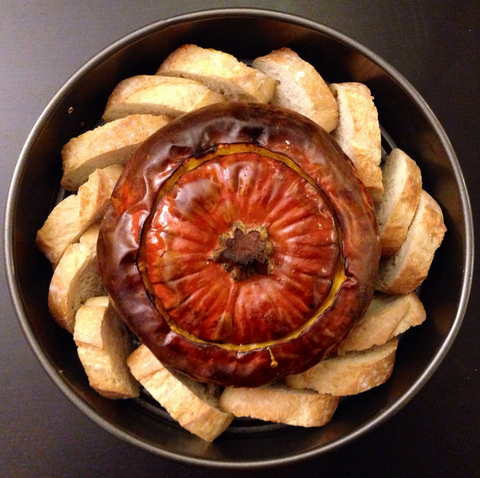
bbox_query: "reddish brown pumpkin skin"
[97,102,380,387]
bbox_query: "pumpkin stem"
[212,222,273,281]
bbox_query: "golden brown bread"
[252,47,339,132]
[127,345,233,442]
[48,224,106,333]
[37,165,123,268]
[74,297,139,399]
[219,384,339,427]
[103,75,226,122]
[157,44,277,103]
[337,292,426,354]
[286,338,398,396]
[376,148,423,256]
[61,114,170,191]
[330,82,383,202]
[376,190,447,294]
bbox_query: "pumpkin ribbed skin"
[98,102,380,387]
[145,152,339,345]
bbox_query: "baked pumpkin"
[98,102,380,387]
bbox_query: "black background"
[1,1,479,477]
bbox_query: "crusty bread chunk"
[37,165,123,268]
[252,47,339,132]
[376,148,422,256]
[337,292,426,354]
[61,114,170,191]
[48,224,106,333]
[157,44,277,103]
[220,383,339,428]
[74,297,139,399]
[127,345,233,442]
[330,82,383,202]
[286,338,398,396]
[103,75,226,122]
[376,190,447,294]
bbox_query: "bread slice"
[219,383,339,428]
[37,194,78,267]
[61,114,170,191]
[286,338,398,396]
[329,82,383,202]
[252,47,339,132]
[127,345,233,442]
[376,190,447,294]
[78,296,109,307]
[376,148,422,256]
[157,44,277,103]
[337,292,426,354]
[103,75,226,122]
[37,165,123,268]
[48,224,106,333]
[74,297,139,399]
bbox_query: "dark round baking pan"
[4,8,473,469]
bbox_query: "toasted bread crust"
[36,195,80,266]
[74,297,139,399]
[286,338,398,396]
[376,190,447,294]
[220,385,339,427]
[376,149,422,256]
[157,44,277,103]
[337,292,426,354]
[48,224,106,333]
[127,345,233,442]
[330,82,383,202]
[252,47,338,132]
[103,75,226,122]
[37,165,123,268]
[61,114,170,191]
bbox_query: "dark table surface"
[1,1,479,477]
